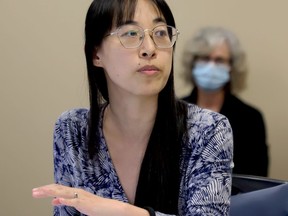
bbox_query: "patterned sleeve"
[179,113,234,216]
[53,111,81,216]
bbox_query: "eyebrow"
[121,17,166,26]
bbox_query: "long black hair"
[84,0,187,214]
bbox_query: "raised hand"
[32,184,149,216]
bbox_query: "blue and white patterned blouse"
[53,103,233,216]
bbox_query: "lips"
[137,65,160,75]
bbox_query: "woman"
[182,26,269,177]
[32,1,233,215]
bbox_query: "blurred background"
[1,0,288,215]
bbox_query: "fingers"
[52,198,62,205]
[32,184,56,198]
[32,184,90,214]
[32,184,78,199]
[53,197,79,207]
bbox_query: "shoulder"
[186,102,231,130]
[229,95,262,114]
[184,103,233,160]
[227,95,265,120]
[56,108,89,126]
[54,108,89,140]
[53,108,90,153]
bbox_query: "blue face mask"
[192,62,230,91]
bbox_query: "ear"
[92,48,103,67]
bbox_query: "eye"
[154,29,168,37]
[214,57,228,64]
[121,30,139,37]
[198,55,210,62]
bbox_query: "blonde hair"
[182,26,248,92]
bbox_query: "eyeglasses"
[106,24,179,49]
[195,55,232,65]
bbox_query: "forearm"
[117,202,150,216]
[120,202,176,216]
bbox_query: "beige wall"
[1,0,287,215]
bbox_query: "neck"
[104,97,158,144]
[196,88,225,112]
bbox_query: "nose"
[139,31,156,58]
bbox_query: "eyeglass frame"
[194,55,232,66]
[106,24,180,49]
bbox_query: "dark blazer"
[182,88,269,176]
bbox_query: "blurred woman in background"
[182,26,269,177]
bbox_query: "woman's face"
[192,42,232,92]
[93,0,173,100]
